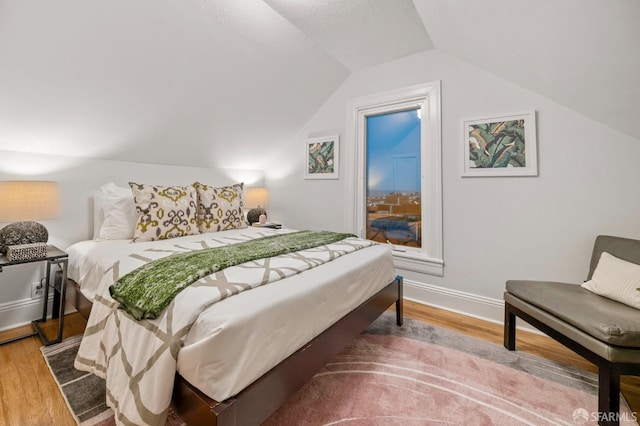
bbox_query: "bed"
[67,225,402,425]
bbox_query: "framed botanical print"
[304,135,339,179]
[462,111,537,177]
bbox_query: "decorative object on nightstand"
[0,181,60,258]
[0,245,68,346]
[6,242,47,261]
[245,187,269,225]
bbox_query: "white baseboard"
[402,278,540,334]
[0,297,50,332]
[0,287,77,332]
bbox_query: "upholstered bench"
[504,235,640,426]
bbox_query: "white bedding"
[67,227,396,424]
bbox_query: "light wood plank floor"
[0,300,637,425]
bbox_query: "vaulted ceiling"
[0,0,637,169]
[414,0,640,142]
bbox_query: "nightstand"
[0,245,69,346]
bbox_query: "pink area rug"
[264,326,637,425]
[43,314,637,425]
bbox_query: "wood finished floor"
[0,300,637,425]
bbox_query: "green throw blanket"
[110,230,355,320]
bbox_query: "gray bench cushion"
[506,280,640,348]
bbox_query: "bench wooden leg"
[504,303,516,351]
[598,362,621,426]
[395,276,403,326]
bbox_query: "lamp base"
[247,208,267,225]
[0,221,49,255]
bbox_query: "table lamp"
[0,181,60,257]
[244,187,269,225]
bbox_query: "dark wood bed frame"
[73,276,404,425]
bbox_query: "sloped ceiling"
[0,0,431,170]
[0,0,637,171]
[414,0,640,140]
[0,0,350,169]
[264,0,433,71]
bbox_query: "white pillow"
[92,189,108,239]
[581,252,640,310]
[95,183,137,240]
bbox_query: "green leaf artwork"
[468,119,526,169]
[308,141,335,174]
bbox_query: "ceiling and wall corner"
[1,0,637,171]
[264,0,433,71]
[0,0,351,170]
[413,0,640,141]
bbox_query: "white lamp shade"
[244,187,269,208]
[0,181,60,222]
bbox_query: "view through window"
[366,108,421,248]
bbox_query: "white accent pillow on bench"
[581,251,640,310]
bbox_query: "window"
[346,82,443,276]
[366,108,422,248]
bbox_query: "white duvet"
[67,227,396,425]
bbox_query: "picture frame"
[304,135,339,179]
[462,111,537,177]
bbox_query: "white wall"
[266,49,640,323]
[0,150,263,329]
[3,47,640,330]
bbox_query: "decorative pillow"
[129,182,199,242]
[581,252,640,310]
[96,183,137,240]
[194,182,247,233]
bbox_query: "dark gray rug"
[41,313,629,425]
[40,335,111,425]
[41,335,185,425]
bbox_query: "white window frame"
[345,82,443,276]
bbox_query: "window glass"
[366,108,421,248]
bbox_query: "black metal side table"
[0,245,69,346]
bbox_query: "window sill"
[391,250,443,277]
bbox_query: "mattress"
[67,227,395,405]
